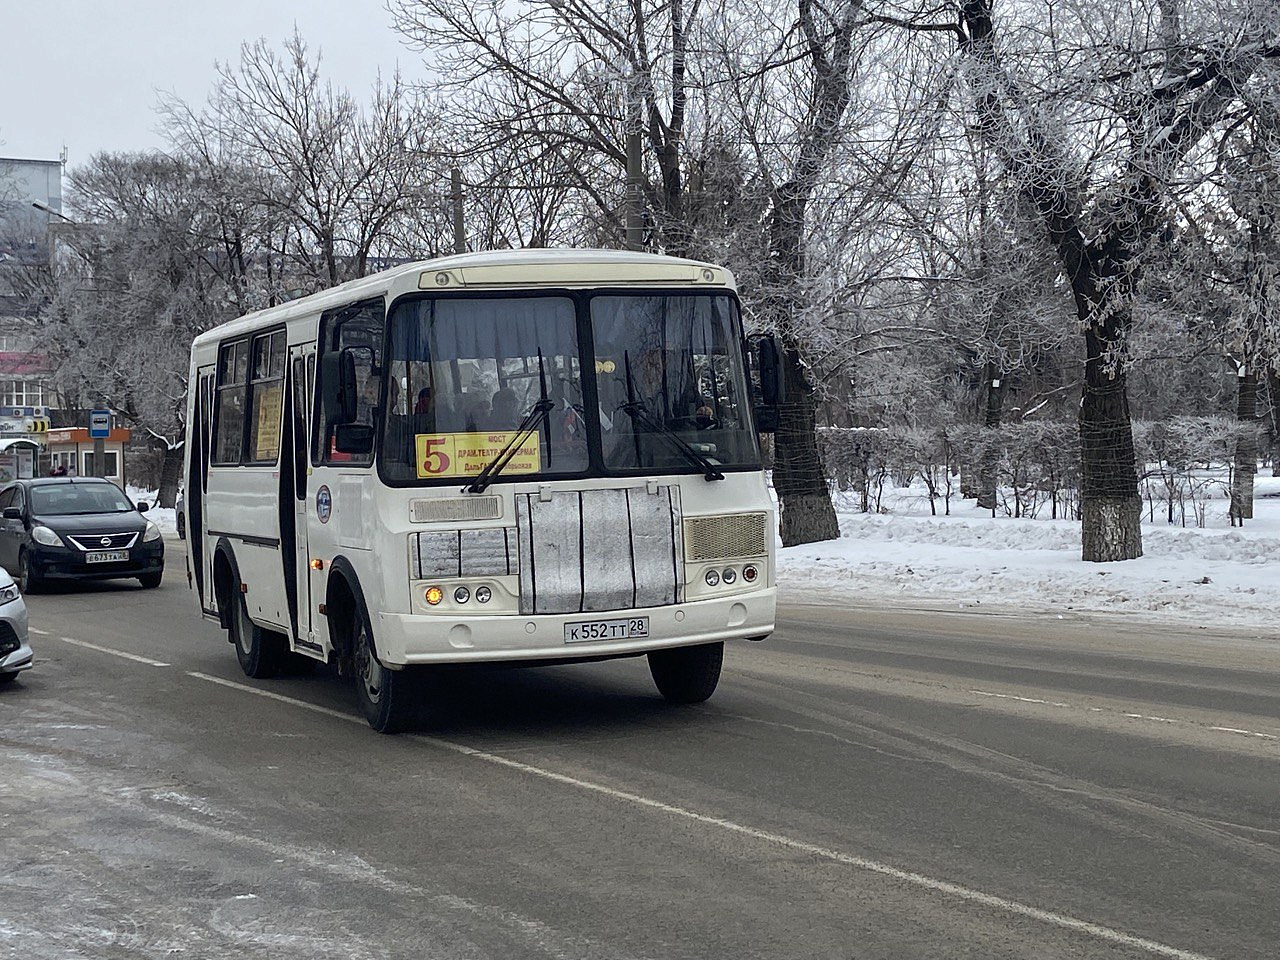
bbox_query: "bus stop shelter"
[0,437,42,484]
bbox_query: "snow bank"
[777,475,1280,629]
[126,486,178,537]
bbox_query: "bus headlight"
[722,567,737,584]
[475,585,492,604]
[704,569,720,587]
[453,586,470,604]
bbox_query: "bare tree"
[161,32,443,289]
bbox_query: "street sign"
[89,409,112,438]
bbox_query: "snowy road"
[2,543,1278,959]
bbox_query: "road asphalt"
[2,541,1277,959]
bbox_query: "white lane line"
[29,627,51,636]
[189,670,1213,960]
[186,672,359,723]
[57,636,170,667]
[969,689,1279,742]
[1207,726,1280,742]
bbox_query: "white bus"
[185,249,781,731]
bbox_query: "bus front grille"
[515,486,684,615]
[682,513,769,562]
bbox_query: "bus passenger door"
[287,346,319,652]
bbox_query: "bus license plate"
[86,549,130,563]
[564,617,649,643]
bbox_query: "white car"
[0,566,32,683]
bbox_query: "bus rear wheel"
[648,641,724,704]
[351,603,418,733]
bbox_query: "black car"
[0,478,165,593]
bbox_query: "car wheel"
[351,598,418,733]
[17,551,42,595]
[229,591,287,678]
[139,571,163,589]
[0,672,18,685]
[648,641,724,704]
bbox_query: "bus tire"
[230,591,288,678]
[351,595,418,733]
[648,641,724,704]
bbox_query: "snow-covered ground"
[777,474,1280,631]
[126,486,178,537]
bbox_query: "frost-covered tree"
[161,32,443,290]
[40,153,242,505]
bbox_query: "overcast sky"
[1,0,422,162]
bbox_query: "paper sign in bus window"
[415,432,541,479]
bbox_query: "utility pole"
[450,168,466,255]
[625,132,644,251]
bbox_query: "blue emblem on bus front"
[316,485,332,523]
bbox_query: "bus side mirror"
[338,349,360,423]
[747,334,784,433]
[334,423,374,455]
[321,349,361,425]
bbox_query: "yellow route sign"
[415,432,541,479]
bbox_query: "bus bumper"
[374,587,777,666]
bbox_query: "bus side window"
[246,330,286,465]
[315,300,384,466]
[213,339,249,465]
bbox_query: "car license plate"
[85,549,130,563]
[564,616,649,643]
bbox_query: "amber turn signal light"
[425,586,444,606]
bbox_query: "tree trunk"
[976,362,1003,510]
[1078,303,1143,561]
[156,442,184,508]
[1230,369,1258,523]
[1268,368,1280,477]
[773,341,840,546]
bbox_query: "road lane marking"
[1207,726,1280,741]
[57,636,170,667]
[189,670,1214,960]
[969,689,1278,742]
[29,627,51,636]
[187,672,361,723]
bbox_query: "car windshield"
[30,483,135,515]
[592,294,760,472]
[381,296,589,483]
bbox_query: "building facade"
[1,156,64,449]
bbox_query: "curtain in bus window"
[383,297,587,483]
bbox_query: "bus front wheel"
[351,603,418,734]
[648,641,724,704]
[229,591,288,678]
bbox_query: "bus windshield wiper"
[619,400,725,481]
[463,400,554,494]
[465,350,553,494]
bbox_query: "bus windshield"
[381,296,589,483]
[592,294,760,473]
[379,292,760,484]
